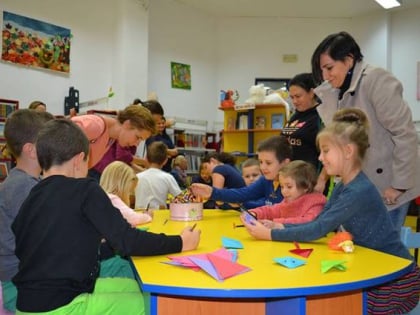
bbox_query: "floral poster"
[171,62,191,90]
[2,11,71,73]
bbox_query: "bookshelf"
[220,103,288,157]
[0,98,19,182]
[167,117,216,175]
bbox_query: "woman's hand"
[383,187,404,205]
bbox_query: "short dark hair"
[288,73,316,92]
[36,119,89,171]
[141,100,164,116]
[201,152,236,167]
[146,141,168,165]
[311,31,363,85]
[257,135,292,163]
[4,109,54,158]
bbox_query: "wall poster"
[2,11,71,73]
[171,62,191,90]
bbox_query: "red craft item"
[289,241,313,258]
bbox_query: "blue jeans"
[389,201,410,232]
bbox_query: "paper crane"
[321,260,347,273]
[289,241,313,258]
[273,256,306,269]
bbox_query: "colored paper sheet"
[321,260,347,273]
[273,256,306,269]
[290,241,313,258]
[207,253,251,279]
[189,257,222,281]
[222,236,244,249]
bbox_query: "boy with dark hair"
[12,119,200,314]
[135,141,182,209]
[0,109,54,312]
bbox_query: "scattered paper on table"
[273,256,306,269]
[289,241,313,258]
[321,260,347,273]
[222,236,244,249]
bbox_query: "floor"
[1,216,420,315]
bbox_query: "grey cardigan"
[315,61,420,210]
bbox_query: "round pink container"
[169,203,203,221]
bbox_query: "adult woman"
[282,73,321,170]
[71,104,155,170]
[311,31,420,230]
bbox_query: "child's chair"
[401,198,420,262]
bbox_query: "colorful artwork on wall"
[171,62,191,90]
[1,11,71,73]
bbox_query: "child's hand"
[259,219,275,228]
[240,216,272,240]
[180,226,201,251]
[190,183,213,199]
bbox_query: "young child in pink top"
[100,161,152,227]
[249,160,326,226]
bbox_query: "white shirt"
[135,168,182,209]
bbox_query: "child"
[100,161,152,227]
[135,141,182,209]
[241,158,261,186]
[201,152,245,189]
[240,158,265,209]
[249,160,326,225]
[0,109,54,312]
[242,108,420,314]
[191,162,212,185]
[11,119,200,314]
[171,154,189,189]
[191,135,292,208]
[191,163,216,209]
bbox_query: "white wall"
[390,7,420,120]
[1,1,419,123]
[148,0,218,130]
[214,17,352,123]
[0,0,148,115]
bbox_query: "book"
[271,113,284,129]
[236,113,249,130]
[227,117,236,130]
[255,116,266,129]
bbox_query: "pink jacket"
[107,193,152,227]
[251,192,326,224]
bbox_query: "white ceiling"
[174,0,420,18]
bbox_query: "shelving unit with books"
[0,98,19,182]
[220,103,288,157]
[168,117,216,175]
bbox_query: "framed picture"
[0,99,19,120]
[0,161,8,180]
[171,62,191,90]
[271,113,284,129]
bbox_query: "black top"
[12,175,182,312]
[282,107,321,170]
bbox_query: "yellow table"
[131,210,413,315]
